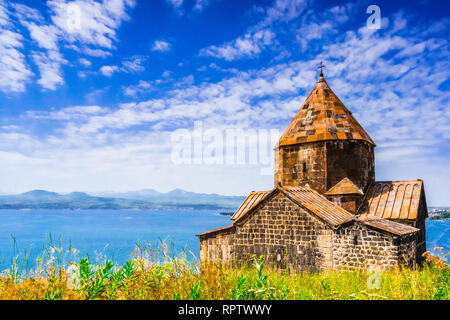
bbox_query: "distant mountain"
[94,189,162,199]
[92,188,245,208]
[0,189,245,210]
[20,190,60,198]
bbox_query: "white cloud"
[10,3,44,23]
[27,105,108,120]
[262,0,307,25]
[0,1,9,26]
[123,80,153,97]
[48,0,136,49]
[100,65,119,77]
[99,56,147,77]
[166,0,183,9]
[198,0,309,61]
[0,5,449,202]
[67,44,112,57]
[32,50,67,90]
[121,56,146,73]
[8,0,136,91]
[162,70,172,78]
[28,23,60,50]
[13,5,67,90]
[200,29,275,61]
[193,0,210,12]
[291,4,353,51]
[152,40,172,52]
[79,57,92,67]
[0,2,33,93]
[13,3,60,50]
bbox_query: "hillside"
[0,189,245,210]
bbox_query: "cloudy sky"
[0,0,449,205]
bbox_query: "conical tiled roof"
[275,74,375,148]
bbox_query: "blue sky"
[0,0,449,205]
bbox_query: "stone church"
[197,69,428,271]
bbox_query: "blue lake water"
[0,209,448,270]
[0,209,230,270]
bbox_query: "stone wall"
[232,192,334,271]
[274,142,328,193]
[391,217,425,265]
[332,222,416,270]
[325,140,375,192]
[199,193,418,271]
[199,227,235,263]
[398,233,418,266]
[327,195,362,214]
[274,140,374,195]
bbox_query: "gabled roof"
[275,75,375,149]
[199,184,422,238]
[231,186,354,228]
[196,225,235,237]
[357,180,426,220]
[356,217,419,236]
[324,177,364,196]
[231,190,274,221]
[280,186,354,227]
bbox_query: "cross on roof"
[318,61,325,76]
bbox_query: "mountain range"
[0,189,246,210]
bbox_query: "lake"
[0,209,448,271]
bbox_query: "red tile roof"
[280,186,354,227]
[231,186,354,228]
[196,225,235,237]
[357,217,419,236]
[275,75,375,149]
[357,180,425,220]
[325,177,364,196]
[199,184,423,238]
[231,190,274,222]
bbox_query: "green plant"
[45,288,63,300]
[279,285,290,300]
[79,258,115,300]
[190,283,201,300]
[433,270,449,300]
[321,280,330,291]
[172,292,181,300]
[247,255,275,299]
[231,275,249,300]
[0,241,448,300]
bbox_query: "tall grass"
[0,242,448,300]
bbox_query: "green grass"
[0,242,448,300]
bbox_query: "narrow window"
[306,110,312,118]
[303,162,307,173]
[353,235,358,245]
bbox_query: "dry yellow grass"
[0,244,448,300]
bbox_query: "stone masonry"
[199,189,419,271]
[198,71,427,271]
[274,140,375,194]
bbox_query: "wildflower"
[66,264,81,290]
[143,259,152,271]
